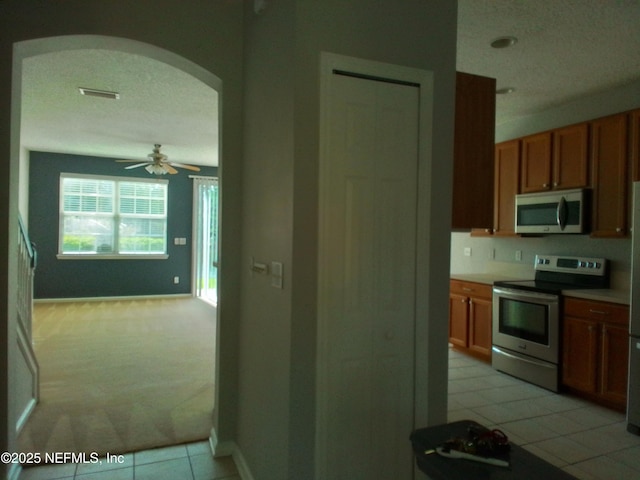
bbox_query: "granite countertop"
[450,273,630,306]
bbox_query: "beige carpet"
[18,297,216,456]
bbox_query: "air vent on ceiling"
[78,87,120,100]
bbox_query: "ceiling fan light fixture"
[490,36,518,49]
[78,87,120,100]
[145,163,168,175]
[118,144,200,175]
[496,87,516,95]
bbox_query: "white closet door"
[319,70,420,480]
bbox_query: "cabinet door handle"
[589,309,609,315]
[616,227,624,233]
[462,287,473,292]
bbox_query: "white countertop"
[450,273,532,285]
[561,288,630,305]
[450,273,630,306]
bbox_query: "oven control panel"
[534,255,607,276]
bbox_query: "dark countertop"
[411,420,578,480]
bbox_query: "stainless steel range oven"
[492,255,609,392]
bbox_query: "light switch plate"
[271,261,283,289]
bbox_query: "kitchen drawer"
[449,280,492,300]
[563,297,629,326]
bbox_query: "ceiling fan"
[116,144,201,175]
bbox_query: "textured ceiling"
[20,49,219,166]
[458,0,640,126]
[19,1,640,164]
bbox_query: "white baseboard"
[231,445,255,480]
[210,428,254,480]
[34,293,193,303]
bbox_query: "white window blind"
[59,173,168,257]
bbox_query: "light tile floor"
[448,347,640,480]
[19,441,239,480]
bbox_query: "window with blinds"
[59,173,168,257]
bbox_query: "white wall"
[450,232,631,290]
[241,1,458,478]
[496,78,640,142]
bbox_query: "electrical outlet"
[173,276,179,284]
[464,247,472,257]
[515,250,522,261]
[489,248,495,260]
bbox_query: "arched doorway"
[12,34,222,456]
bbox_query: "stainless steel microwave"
[515,188,588,234]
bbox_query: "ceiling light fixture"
[496,87,515,95]
[78,87,120,100]
[491,36,518,49]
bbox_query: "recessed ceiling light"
[78,87,120,100]
[491,36,518,49]
[496,87,515,95]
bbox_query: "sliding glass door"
[194,177,219,305]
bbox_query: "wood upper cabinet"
[520,132,552,193]
[449,280,493,361]
[452,72,496,230]
[562,297,629,410]
[590,113,629,237]
[494,140,520,236]
[553,123,589,190]
[520,125,589,193]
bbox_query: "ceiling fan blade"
[124,162,150,170]
[168,161,201,172]
[116,159,148,163]
[164,163,179,174]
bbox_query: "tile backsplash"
[450,232,632,290]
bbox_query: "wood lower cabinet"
[562,297,629,410]
[449,280,493,361]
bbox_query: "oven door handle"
[493,287,559,303]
